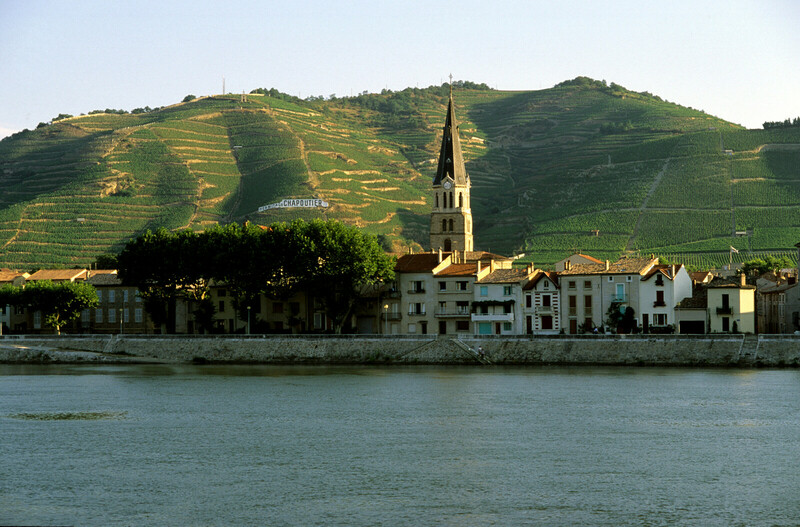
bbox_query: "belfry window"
[435,193,439,208]
[448,219,454,231]
[459,193,463,208]
[442,219,447,232]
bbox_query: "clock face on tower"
[443,180,452,190]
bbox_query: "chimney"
[671,264,676,277]
[605,260,610,271]
[477,261,482,274]
[490,259,496,273]
[438,248,443,263]
[740,272,747,287]
[565,260,571,271]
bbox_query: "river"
[1,364,799,526]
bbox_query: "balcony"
[471,312,514,322]
[716,306,733,315]
[381,312,402,321]
[610,295,627,303]
[653,300,666,307]
[536,305,553,314]
[435,309,471,318]
[407,288,426,294]
[407,310,426,316]
[568,307,577,317]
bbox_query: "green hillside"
[1,78,799,270]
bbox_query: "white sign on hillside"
[258,198,329,213]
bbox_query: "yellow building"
[707,275,756,334]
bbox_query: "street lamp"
[247,305,251,335]
[383,304,389,335]
[119,308,123,335]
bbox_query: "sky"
[1,0,798,139]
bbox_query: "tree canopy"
[0,280,98,334]
[117,220,395,333]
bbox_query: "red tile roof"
[395,253,445,273]
[435,263,478,277]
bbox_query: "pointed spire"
[433,85,469,187]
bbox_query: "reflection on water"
[2,364,800,526]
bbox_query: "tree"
[20,280,98,335]
[741,255,791,278]
[301,220,395,333]
[182,94,196,103]
[93,253,119,269]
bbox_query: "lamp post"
[119,308,123,335]
[383,304,389,335]
[247,305,251,335]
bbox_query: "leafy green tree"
[301,220,395,333]
[21,280,98,335]
[741,255,791,277]
[182,94,196,103]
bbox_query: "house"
[86,271,152,334]
[557,256,659,333]
[473,265,535,335]
[554,253,603,272]
[638,264,693,332]
[707,274,756,333]
[522,270,561,334]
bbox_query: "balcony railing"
[611,295,627,303]
[653,300,667,307]
[537,305,553,314]
[407,309,426,316]
[435,309,471,318]
[716,306,733,315]
[471,313,514,322]
[407,289,426,294]
[568,308,577,317]
[381,312,402,321]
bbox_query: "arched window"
[450,192,454,209]
[458,193,463,208]
[435,193,439,208]
[448,219,454,232]
[442,219,447,232]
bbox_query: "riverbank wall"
[2,334,800,367]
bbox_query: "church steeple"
[432,86,469,187]
[430,81,473,253]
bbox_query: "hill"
[1,77,799,270]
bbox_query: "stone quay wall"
[2,334,800,367]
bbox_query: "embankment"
[1,334,800,367]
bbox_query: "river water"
[1,364,799,526]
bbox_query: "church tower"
[430,85,473,253]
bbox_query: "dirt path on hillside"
[624,156,671,252]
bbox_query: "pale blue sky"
[1,0,798,138]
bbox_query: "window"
[568,281,576,289]
[655,290,665,306]
[438,301,447,314]
[616,283,625,301]
[123,309,130,323]
[568,295,577,316]
[457,281,468,291]
[435,194,439,208]
[608,276,614,282]
[108,290,116,303]
[408,323,417,333]
[503,285,512,296]
[480,286,488,297]
[33,311,41,329]
[410,280,425,293]
[459,193,463,208]
[218,301,225,313]
[456,320,469,331]
[525,294,532,308]
[541,315,553,330]
[409,303,425,315]
[273,302,284,314]
[654,313,667,325]
[456,301,469,314]
[314,313,325,329]
[655,274,664,286]
[135,308,143,323]
[290,302,300,316]
[95,308,103,323]
[96,290,103,302]
[542,294,551,307]
[448,219,454,232]
[543,281,549,289]
[135,291,142,303]
[123,290,129,303]
[218,289,227,297]
[626,276,632,282]
[584,295,592,313]
[108,309,116,323]
[584,280,591,289]
[439,281,447,291]
[442,219,447,232]
[503,303,512,314]
[503,322,512,331]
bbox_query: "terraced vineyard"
[1,78,799,270]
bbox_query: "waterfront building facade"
[522,271,561,334]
